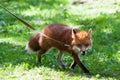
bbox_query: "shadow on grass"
[0,41,36,68]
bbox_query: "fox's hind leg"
[57,51,66,69]
[37,49,47,63]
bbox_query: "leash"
[0,5,36,30]
[0,5,71,47]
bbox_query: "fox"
[0,5,92,74]
[25,23,92,74]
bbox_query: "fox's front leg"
[71,52,90,74]
[70,60,77,69]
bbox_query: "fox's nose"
[83,51,85,53]
[82,51,86,55]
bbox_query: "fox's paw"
[60,64,66,69]
[84,70,91,75]
[84,72,91,78]
[35,61,42,66]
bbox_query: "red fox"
[0,5,92,74]
[25,24,92,73]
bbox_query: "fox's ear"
[88,28,92,38]
[72,29,77,38]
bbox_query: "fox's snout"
[80,46,90,55]
[81,51,86,55]
[72,45,91,55]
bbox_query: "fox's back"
[40,24,72,50]
[44,24,72,41]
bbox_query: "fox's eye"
[85,44,89,47]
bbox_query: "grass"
[0,0,120,80]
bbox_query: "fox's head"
[72,28,92,55]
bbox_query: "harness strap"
[38,32,70,47]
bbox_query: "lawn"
[0,0,120,80]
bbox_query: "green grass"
[0,0,120,80]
